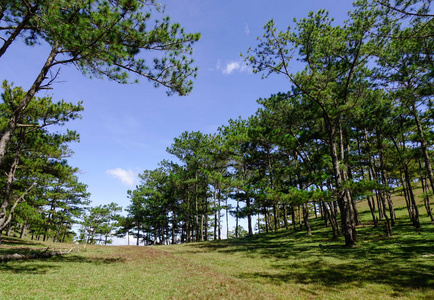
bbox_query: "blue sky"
[1,0,354,243]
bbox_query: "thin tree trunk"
[247,197,252,235]
[195,173,199,242]
[6,222,12,236]
[422,177,434,221]
[326,202,340,239]
[378,135,396,225]
[20,223,27,239]
[218,190,221,240]
[273,204,278,233]
[330,122,355,247]
[226,198,229,239]
[236,188,239,238]
[420,159,434,222]
[283,205,288,230]
[412,102,434,196]
[214,184,218,240]
[404,165,420,228]
[321,201,329,228]
[0,3,39,58]
[302,203,311,235]
[257,213,261,234]
[136,224,140,246]
[367,196,378,227]
[265,207,269,233]
[298,205,302,231]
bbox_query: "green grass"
[1,200,433,299]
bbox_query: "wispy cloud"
[216,59,251,75]
[106,168,138,187]
[245,23,250,35]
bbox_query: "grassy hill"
[1,199,433,299]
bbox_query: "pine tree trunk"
[367,196,378,227]
[213,184,218,239]
[283,205,288,230]
[378,136,395,225]
[321,201,329,228]
[326,202,340,239]
[226,198,229,239]
[20,223,27,239]
[218,190,221,240]
[302,203,311,236]
[247,197,253,235]
[273,204,278,233]
[6,223,12,236]
[404,165,420,228]
[136,225,140,246]
[265,207,269,233]
[0,44,59,165]
[330,121,355,247]
[420,160,434,222]
[298,205,302,231]
[412,102,434,197]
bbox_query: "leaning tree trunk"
[0,3,39,58]
[0,44,59,166]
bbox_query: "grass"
[1,196,433,299]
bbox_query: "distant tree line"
[123,0,434,247]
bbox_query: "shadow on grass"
[193,220,434,293]
[0,236,42,246]
[239,254,433,292]
[0,253,125,274]
[0,261,59,274]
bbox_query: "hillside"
[1,202,433,299]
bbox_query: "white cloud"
[217,59,251,75]
[106,168,138,187]
[224,61,241,74]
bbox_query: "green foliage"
[0,82,88,242]
[122,0,434,246]
[227,225,248,238]
[0,0,201,95]
[81,202,122,245]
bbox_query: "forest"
[0,0,433,250]
[121,0,434,248]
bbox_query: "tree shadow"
[0,236,42,246]
[0,261,59,274]
[193,222,434,294]
[239,255,433,292]
[0,253,125,274]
